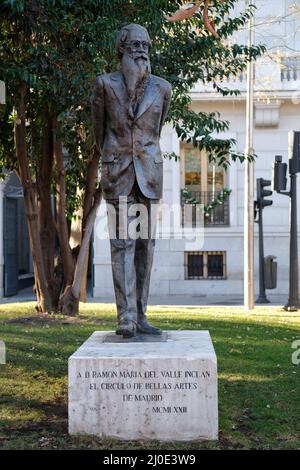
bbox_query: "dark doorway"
[3,197,18,296]
[2,172,95,299]
[3,173,34,296]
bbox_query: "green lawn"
[0,302,299,450]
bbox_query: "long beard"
[121,53,151,120]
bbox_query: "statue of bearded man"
[91,24,172,338]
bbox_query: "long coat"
[91,71,172,200]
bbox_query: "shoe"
[137,317,162,335]
[116,320,136,338]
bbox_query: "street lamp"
[244,0,255,311]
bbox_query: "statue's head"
[116,24,152,87]
[116,24,152,60]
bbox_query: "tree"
[0,0,265,315]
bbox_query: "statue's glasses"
[123,41,150,53]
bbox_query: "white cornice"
[188,90,299,102]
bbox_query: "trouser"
[106,180,159,325]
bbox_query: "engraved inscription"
[75,368,211,415]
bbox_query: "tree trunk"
[69,201,89,302]
[15,84,54,313]
[37,111,59,309]
[78,147,101,303]
[82,147,101,228]
[60,186,102,315]
[16,93,101,315]
[60,146,102,314]
[53,117,75,290]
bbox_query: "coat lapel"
[109,72,159,121]
[135,76,159,121]
[109,71,127,106]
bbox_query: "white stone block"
[154,239,170,252]
[69,330,218,441]
[94,266,113,287]
[151,265,183,281]
[149,279,170,296]
[169,279,243,296]
[153,250,184,267]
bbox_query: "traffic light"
[272,155,287,192]
[254,200,259,221]
[257,178,273,209]
[288,130,300,174]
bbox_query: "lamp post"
[285,132,300,310]
[286,169,300,310]
[244,0,255,311]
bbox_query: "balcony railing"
[280,58,300,82]
[191,56,300,93]
[181,190,230,227]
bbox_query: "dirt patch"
[2,314,112,327]
[218,431,246,449]
[2,315,83,326]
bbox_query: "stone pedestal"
[68,330,218,441]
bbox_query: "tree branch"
[72,185,102,299]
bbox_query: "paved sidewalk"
[90,295,288,307]
[0,287,289,308]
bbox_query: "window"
[187,253,204,278]
[181,145,230,226]
[181,146,226,194]
[185,251,227,280]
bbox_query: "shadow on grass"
[0,395,67,431]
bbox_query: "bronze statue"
[91,24,172,338]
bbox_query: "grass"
[0,302,300,450]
